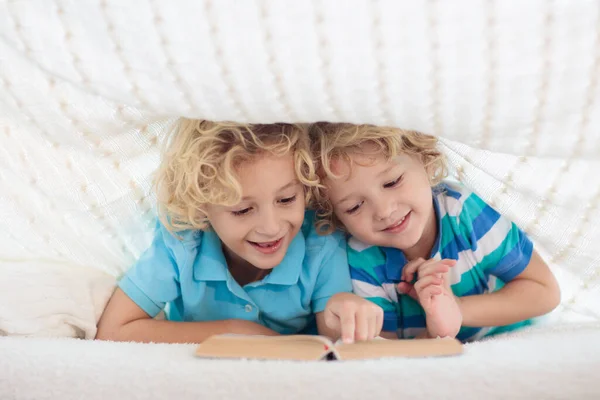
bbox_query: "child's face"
[325,145,436,257]
[205,153,305,271]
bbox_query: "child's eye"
[345,201,364,215]
[231,207,252,216]
[279,195,297,205]
[384,175,403,188]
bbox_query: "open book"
[195,334,463,361]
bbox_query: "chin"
[249,250,287,270]
[371,234,417,251]
[252,258,282,270]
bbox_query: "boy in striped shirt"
[309,123,560,342]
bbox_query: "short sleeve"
[118,222,183,317]
[485,220,533,281]
[310,233,353,313]
[458,192,534,282]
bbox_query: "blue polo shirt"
[118,211,352,334]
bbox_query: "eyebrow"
[335,193,355,207]
[378,164,395,177]
[335,164,397,206]
[240,180,299,201]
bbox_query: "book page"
[195,335,335,361]
[335,337,463,360]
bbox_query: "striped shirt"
[348,182,533,342]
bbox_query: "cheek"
[210,216,248,243]
[290,197,307,223]
[417,181,433,204]
[335,212,361,232]
[344,219,374,240]
[403,175,431,203]
[332,208,346,225]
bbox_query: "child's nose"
[374,198,395,221]
[256,208,280,237]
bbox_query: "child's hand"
[397,258,462,338]
[398,257,456,298]
[420,284,462,339]
[323,293,383,344]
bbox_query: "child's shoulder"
[436,180,510,238]
[434,180,487,216]
[154,220,204,252]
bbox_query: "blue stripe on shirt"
[349,265,386,286]
[470,205,501,244]
[403,314,426,328]
[488,234,533,281]
[444,186,462,200]
[382,311,398,332]
[457,326,482,342]
[440,231,469,258]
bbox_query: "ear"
[424,162,436,184]
[422,156,444,185]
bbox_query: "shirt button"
[244,304,253,312]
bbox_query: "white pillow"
[0,262,116,339]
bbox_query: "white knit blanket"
[0,0,599,341]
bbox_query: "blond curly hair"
[155,118,318,232]
[309,122,448,235]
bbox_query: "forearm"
[459,279,560,327]
[96,319,279,344]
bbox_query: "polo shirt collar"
[193,230,228,281]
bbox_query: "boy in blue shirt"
[96,120,383,344]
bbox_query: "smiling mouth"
[382,211,411,232]
[248,237,284,254]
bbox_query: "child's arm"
[457,250,560,327]
[96,288,279,344]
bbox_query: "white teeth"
[393,217,405,227]
[254,240,278,248]
[387,215,407,230]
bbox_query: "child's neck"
[223,246,270,286]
